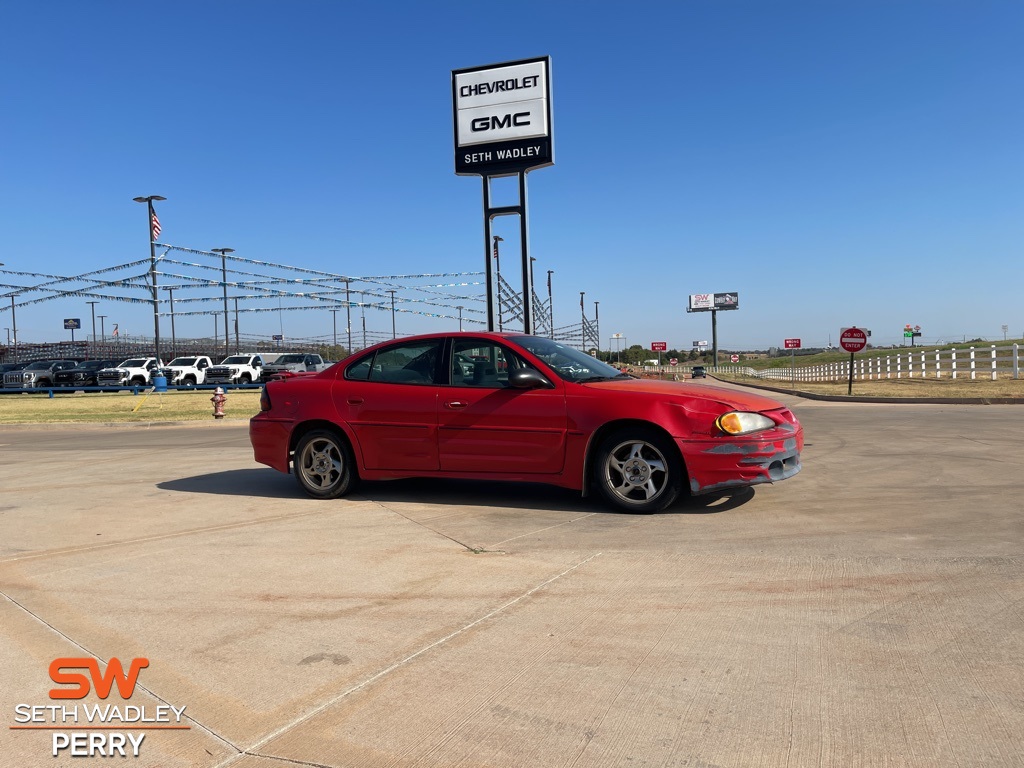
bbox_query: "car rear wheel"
[294,429,357,499]
[593,427,684,513]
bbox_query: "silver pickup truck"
[259,353,330,381]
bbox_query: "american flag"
[150,211,161,241]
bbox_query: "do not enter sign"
[840,327,867,352]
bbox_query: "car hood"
[578,378,790,412]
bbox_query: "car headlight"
[715,411,775,436]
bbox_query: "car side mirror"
[508,368,553,389]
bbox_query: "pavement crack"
[209,552,603,768]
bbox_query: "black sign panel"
[63,318,81,330]
[713,293,739,310]
[455,137,553,176]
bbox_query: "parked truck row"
[2,352,331,390]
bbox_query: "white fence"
[746,344,1021,382]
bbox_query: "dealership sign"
[452,57,553,176]
[687,293,739,312]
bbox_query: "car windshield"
[119,359,146,367]
[274,354,305,363]
[78,361,108,370]
[168,358,197,366]
[514,336,632,383]
[221,356,250,364]
[24,362,52,370]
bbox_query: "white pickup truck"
[205,354,265,385]
[259,353,330,381]
[158,356,214,387]
[96,358,165,387]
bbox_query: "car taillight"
[260,387,271,412]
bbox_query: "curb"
[710,375,1024,405]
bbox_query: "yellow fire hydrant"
[211,387,227,419]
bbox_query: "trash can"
[153,375,167,392]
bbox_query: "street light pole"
[387,290,397,339]
[344,280,352,354]
[98,315,107,346]
[360,294,367,349]
[133,195,165,361]
[211,248,235,361]
[9,294,17,363]
[233,298,240,353]
[493,235,503,332]
[163,288,176,359]
[86,301,99,358]
[330,309,339,348]
[457,306,463,332]
[580,291,585,349]
[547,270,554,338]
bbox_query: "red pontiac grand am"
[250,332,803,513]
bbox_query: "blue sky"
[1,1,1021,352]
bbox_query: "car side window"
[448,340,525,388]
[345,340,442,385]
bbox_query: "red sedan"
[250,333,802,513]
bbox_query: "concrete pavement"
[1,393,1022,766]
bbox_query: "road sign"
[63,318,81,330]
[784,338,801,349]
[651,341,667,351]
[730,354,739,363]
[669,358,678,366]
[840,327,868,352]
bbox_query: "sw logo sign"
[48,657,149,700]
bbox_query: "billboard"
[687,293,739,312]
[452,57,553,176]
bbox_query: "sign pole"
[791,347,795,388]
[848,352,854,395]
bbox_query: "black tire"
[182,377,196,387]
[239,373,252,384]
[294,429,357,499]
[592,427,684,513]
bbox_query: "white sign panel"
[452,57,553,175]
[689,294,713,311]
[456,98,549,146]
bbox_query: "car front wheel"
[592,427,684,513]
[294,429,357,499]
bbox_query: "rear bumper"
[249,416,293,474]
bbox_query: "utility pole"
[330,309,339,348]
[387,290,397,339]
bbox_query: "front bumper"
[680,430,803,495]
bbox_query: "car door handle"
[347,397,363,405]
[445,401,468,409]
